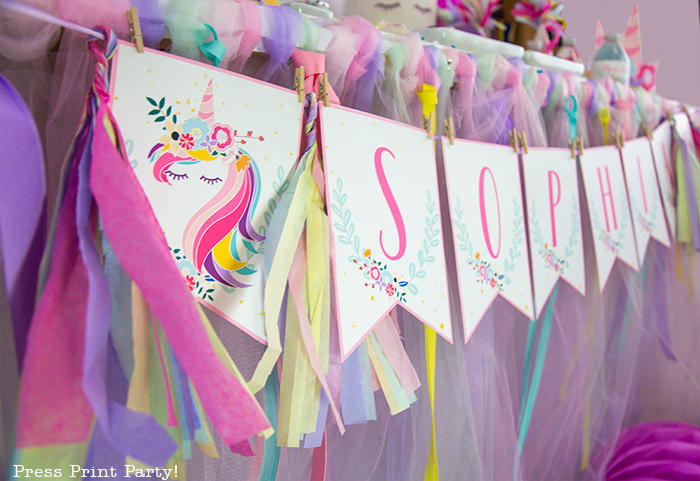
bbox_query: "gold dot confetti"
[440,323,445,329]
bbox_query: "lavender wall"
[562,0,700,106]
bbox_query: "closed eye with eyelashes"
[374,1,401,10]
[200,175,223,185]
[165,170,188,181]
[413,3,432,14]
[373,1,433,15]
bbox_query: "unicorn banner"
[580,145,639,289]
[109,42,303,343]
[650,121,677,238]
[521,147,586,316]
[442,139,534,341]
[322,105,452,359]
[619,137,671,259]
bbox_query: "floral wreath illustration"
[331,179,439,303]
[589,187,628,256]
[145,79,279,298]
[528,196,581,275]
[635,193,659,236]
[453,197,526,293]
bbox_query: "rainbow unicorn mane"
[147,80,265,288]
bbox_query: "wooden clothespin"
[576,136,584,157]
[665,109,676,126]
[424,112,433,139]
[294,66,305,103]
[443,117,455,145]
[509,129,519,153]
[318,72,330,107]
[644,125,654,141]
[568,137,576,159]
[126,7,144,53]
[518,131,528,154]
[614,131,625,150]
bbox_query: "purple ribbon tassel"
[0,74,47,371]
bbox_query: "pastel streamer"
[675,133,700,250]
[515,283,560,480]
[0,74,46,370]
[86,29,271,454]
[248,93,317,395]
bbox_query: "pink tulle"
[208,0,262,73]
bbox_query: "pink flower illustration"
[386,284,395,296]
[370,266,381,280]
[555,264,559,272]
[490,278,496,288]
[211,124,233,150]
[186,275,195,291]
[479,265,488,278]
[546,253,553,265]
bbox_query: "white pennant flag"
[322,106,452,358]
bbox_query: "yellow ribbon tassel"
[417,83,440,481]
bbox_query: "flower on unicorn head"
[211,123,233,150]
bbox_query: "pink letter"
[375,147,406,260]
[597,166,618,232]
[548,170,561,247]
[636,156,648,213]
[661,141,675,190]
[479,167,502,258]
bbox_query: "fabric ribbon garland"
[15,26,273,467]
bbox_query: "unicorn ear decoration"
[595,6,657,91]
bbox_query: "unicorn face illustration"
[147,80,265,289]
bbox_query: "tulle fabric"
[207,0,261,73]
[375,38,412,124]
[507,58,548,147]
[163,0,212,62]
